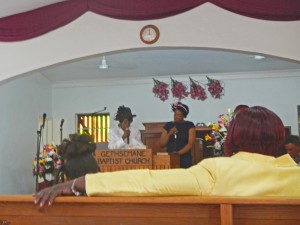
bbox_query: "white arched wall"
[0,3,300,82]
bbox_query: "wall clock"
[140,25,160,44]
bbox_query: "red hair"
[224,106,285,156]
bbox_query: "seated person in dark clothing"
[284,135,300,165]
[160,102,196,168]
[55,133,99,183]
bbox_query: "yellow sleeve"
[85,160,215,196]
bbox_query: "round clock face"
[140,25,160,44]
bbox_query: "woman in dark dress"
[160,102,196,168]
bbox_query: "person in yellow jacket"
[34,106,300,207]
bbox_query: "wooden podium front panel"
[141,122,166,155]
[95,149,152,172]
[141,132,166,155]
[192,138,203,165]
[153,154,180,169]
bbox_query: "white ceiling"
[39,48,300,85]
[2,1,300,85]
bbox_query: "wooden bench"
[1,195,300,225]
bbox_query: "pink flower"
[171,78,189,100]
[39,165,45,173]
[152,78,169,102]
[55,159,62,169]
[206,76,224,99]
[189,77,207,101]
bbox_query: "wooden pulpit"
[153,153,180,169]
[95,149,153,172]
[141,122,166,155]
[95,149,180,171]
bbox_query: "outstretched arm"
[34,162,214,206]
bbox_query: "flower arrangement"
[152,78,169,102]
[171,77,189,100]
[189,77,207,101]
[207,76,224,99]
[205,109,233,156]
[32,144,63,185]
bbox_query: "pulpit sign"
[95,149,153,172]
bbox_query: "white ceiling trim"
[50,69,300,88]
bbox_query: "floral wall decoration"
[171,77,189,100]
[152,78,169,102]
[152,76,224,102]
[189,77,207,101]
[206,76,224,99]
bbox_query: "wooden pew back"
[1,195,300,225]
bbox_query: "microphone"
[126,128,130,144]
[92,107,107,115]
[60,118,64,144]
[60,119,64,128]
[173,124,177,139]
[42,113,46,128]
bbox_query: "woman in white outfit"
[108,105,145,149]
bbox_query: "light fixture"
[254,55,265,60]
[99,56,108,69]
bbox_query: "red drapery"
[0,0,299,42]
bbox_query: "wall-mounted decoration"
[189,77,207,101]
[140,25,160,45]
[152,78,169,102]
[152,76,224,102]
[171,78,189,100]
[206,76,224,99]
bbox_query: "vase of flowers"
[152,78,169,102]
[32,144,63,189]
[205,109,233,157]
[171,77,189,100]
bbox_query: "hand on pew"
[34,176,86,207]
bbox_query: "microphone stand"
[90,107,107,115]
[79,107,107,135]
[60,124,63,144]
[35,124,44,192]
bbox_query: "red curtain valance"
[0,0,300,42]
